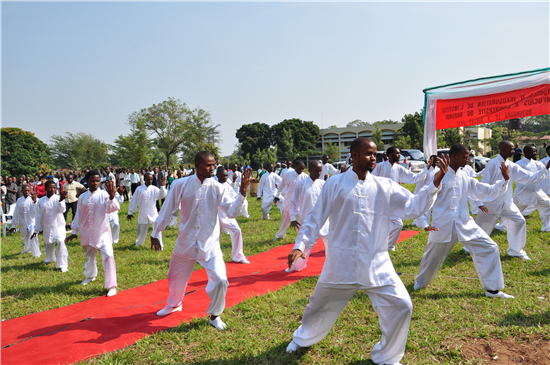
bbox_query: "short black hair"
[386,146,398,156]
[350,137,374,155]
[524,145,536,154]
[449,144,469,156]
[309,160,321,169]
[216,166,227,176]
[195,151,214,165]
[293,160,305,168]
[86,170,101,182]
[44,180,56,189]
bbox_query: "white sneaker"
[273,236,283,242]
[60,267,68,273]
[157,305,182,316]
[388,246,396,252]
[235,259,250,264]
[285,268,294,273]
[286,340,301,353]
[509,252,531,260]
[486,291,514,299]
[413,281,423,291]
[20,251,29,255]
[209,316,227,330]
[81,277,96,285]
[107,287,117,297]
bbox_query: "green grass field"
[2,183,549,364]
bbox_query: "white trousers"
[44,230,69,269]
[416,225,504,291]
[475,203,527,257]
[109,213,120,243]
[220,219,246,262]
[275,208,292,239]
[162,252,228,316]
[293,281,412,365]
[21,226,41,257]
[388,217,403,250]
[136,223,163,249]
[261,199,272,220]
[515,194,550,232]
[83,244,117,289]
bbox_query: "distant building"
[464,127,492,156]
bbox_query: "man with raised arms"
[321,155,340,180]
[286,137,446,365]
[413,144,514,299]
[287,160,328,272]
[151,152,251,330]
[256,163,281,220]
[476,140,550,260]
[371,146,429,251]
[9,185,41,257]
[66,171,120,297]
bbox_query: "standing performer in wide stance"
[286,137,445,365]
[151,151,251,330]
[476,140,550,260]
[33,180,69,272]
[274,160,308,241]
[256,163,280,220]
[414,144,514,299]
[127,173,167,248]
[9,185,41,257]
[66,171,120,297]
[287,160,328,272]
[371,147,429,251]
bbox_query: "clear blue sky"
[3,1,549,156]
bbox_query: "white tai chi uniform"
[372,160,429,250]
[218,180,248,263]
[321,163,340,179]
[274,170,308,239]
[71,189,120,289]
[290,169,440,365]
[227,170,242,194]
[257,172,280,220]
[475,155,549,259]
[11,195,41,257]
[415,167,508,291]
[288,177,329,272]
[35,194,68,270]
[108,192,124,243]
[412,165,439,229]
[513,157,550,232]
[128,184,167,248]
[152,175,248,316]
[461,165,484,215]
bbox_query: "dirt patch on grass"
[455,334,550,364]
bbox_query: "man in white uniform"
[372,146,429,251]
[287,160,328,272]
[151,152,251,331]
[109,186,125,243]
[414,144,514,299]
[127,173,167,248]
[412,155,439,229]
[286,137,445,365]
[321,155,340,180]
[9,185,41,257]
[476,140,550,260]
[539,145,550,196]
[216,166,249,264]
[169,170,186,228]
[274,160,308,240]
[513,145,550,232]
[256,163,280,220]
[33,180,69,271]
[227,163,242,194]
[66,171,120,297]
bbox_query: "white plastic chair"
[2,204,16,237]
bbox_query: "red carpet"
[1,231,420,365]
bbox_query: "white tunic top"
[416,167,508,242]
[11,196,36,231]
[294,169,440,287]
[371,160,428,184]
[35,194,66,242]
[71,189,120,249]
[477,154,549,211]
[227,170,241,193]
[128,185,167,224]
[289,177,329,237]
[540,156,550,194]
[276,170,309,210]
[257,172,280,201]
[514,157,550,206]
[321,163,340,179]
[151,175,248,261]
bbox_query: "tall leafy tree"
[346,119,371,127]
[109,121,151,169]
[270,118,319,158]
[252,145,278,169]
[399,111,424,150]
[371,125,385,151]
[180,107,221,163]
[277,128,295,161]
[324,140,340,162]
[49,132,109,170]
[1,128,53,177]
[235,122,271,158]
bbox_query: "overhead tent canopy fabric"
[423,68,550,157]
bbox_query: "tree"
[109,121,151,169]
[483,126,522,157]
[438,128,465,148]
[347,119,371,127]
[371,125,385,151]
[391,130,413,151]
[252,146,278,168]
[50,132,109,170]
[374,119,400,125]
[399,111,424,150]
[180,107,221,163]
[270,119,319,158]
[235,122,271,158]
[277,128,295,161]
[326,125,339,129]
[324,140,340,162]
[1,128,53,177]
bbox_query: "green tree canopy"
[109,121,151,170]
[399,111,424,150]
[252,145,278,170]
[270,118,319,158]
[1,128,53,177]
[49,132,108,170]
[370,125,385,151]
[235,122,271,159]
[324,140,340,162]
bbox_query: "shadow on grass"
[530,267,550,277]
[410,290,483,300]
[1,261,55,273]
[1,280,105,300]
[499,309,550,327]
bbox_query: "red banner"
[435,83,550,130]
